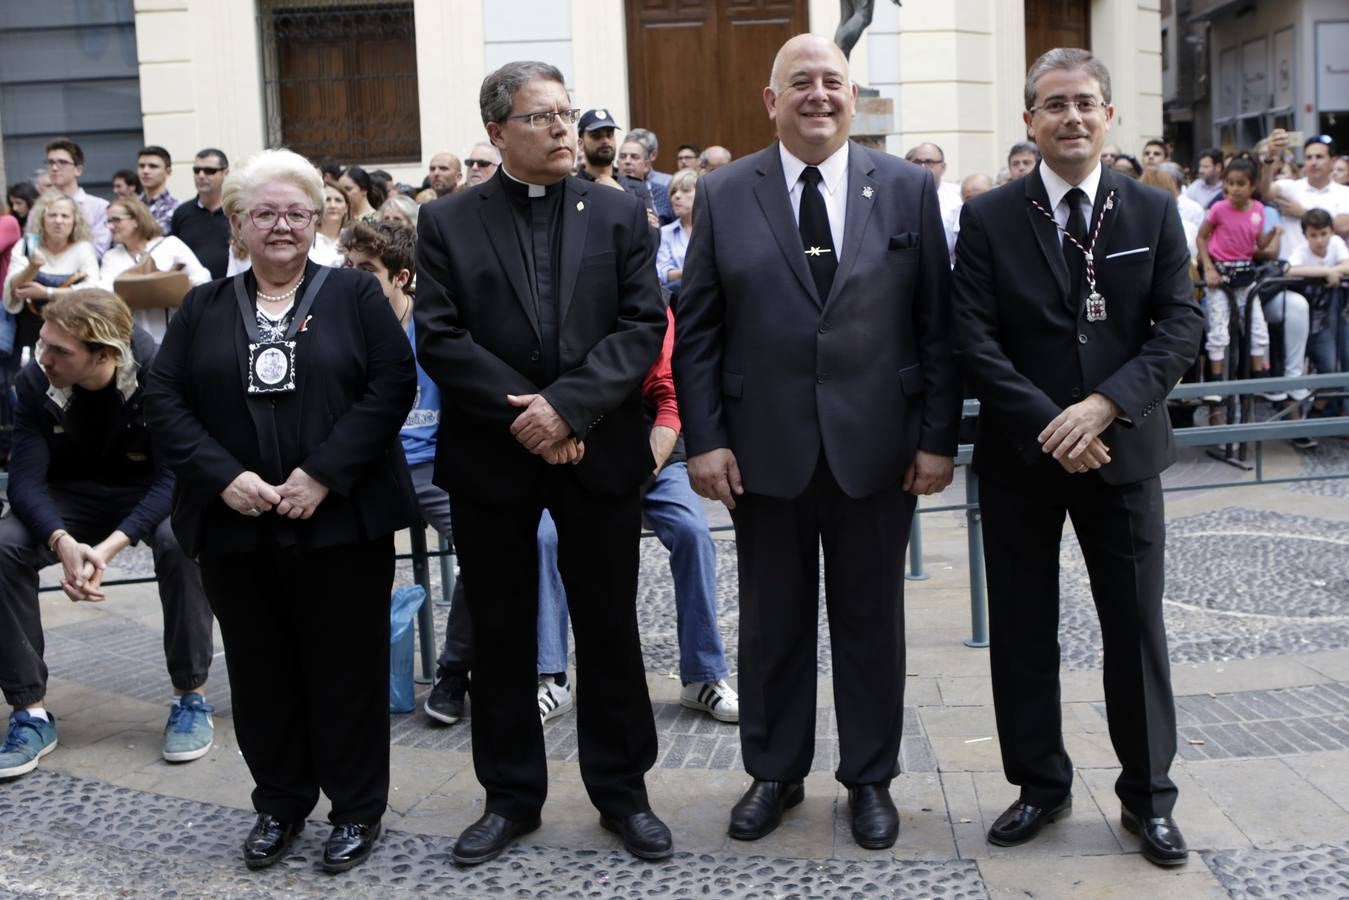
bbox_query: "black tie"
[798,166,837,301]
[1063,187,1087,302]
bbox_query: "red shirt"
[641,306,680,433]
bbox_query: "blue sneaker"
[163,693,215,763]
[0,710,58,780]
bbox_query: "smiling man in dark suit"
[951,48,1203,867]
[413,60,670,866]
[673,33,962,850]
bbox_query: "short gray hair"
[1024,48,1112,109]
[221,148,324,224]
[1157,161,1186,190]
[668,167,699,198]
[626,128,658,159]
[379,193,420,227]
[479,61,566,125]
[1008,141,1040,162]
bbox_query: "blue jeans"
[535,461,728,683]
[1306,289,1348,414]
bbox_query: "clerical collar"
[1039,160,1102,212]
[500,166,563,199]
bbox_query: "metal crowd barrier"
[7,376,1347,680]
[908,373,1349,649]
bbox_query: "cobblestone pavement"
[7,450,1349,898]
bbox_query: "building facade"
[1163,0,1348,166]
[4,0,1167,201]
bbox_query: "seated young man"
[0,289,215,780]
[534,306,739,725]
[1288,208,1349,413]
[341,221,473,725]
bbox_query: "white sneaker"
[537,675,573,724]
[680,679,739,723]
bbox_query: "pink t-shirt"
[1205,199,1264,262]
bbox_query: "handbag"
[24,271,88,316]
[113,240,192,310]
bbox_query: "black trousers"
[200,537,393,824]
[979,472,1178,817]
[0,487,213,707]
[729,456,915,786]
[450,471,656,821]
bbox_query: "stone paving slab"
[0,770,989,900]
[1203,843,1349,899]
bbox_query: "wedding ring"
[246,508,262,517]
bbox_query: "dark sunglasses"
[192,166,224,175]
[464,159,496,168]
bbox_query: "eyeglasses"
[192,166,224,175]
[464,158,497,168]
[505,108,582,129]
[45,158,75,168]
[106,215,130,225]
[911,158,944,167]
[1028,98,1104,116]
[247,207,317,229]
[676,154,697,162]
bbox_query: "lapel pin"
[862,186,874,200]
[299,315,312,332]
[1104,193,1115,211]
[576,201,585,212]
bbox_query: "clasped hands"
[52,530,130,603]
[1038,393,1118,474]
[508,393,585,465]
[221,468,329,519]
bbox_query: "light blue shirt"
[400,318,441,466]
[656,220,689,286]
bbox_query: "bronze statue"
[835,0,902,60]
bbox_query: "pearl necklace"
[257,277,304,303]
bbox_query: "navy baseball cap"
[578,108,619,133]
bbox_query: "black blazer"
[951,166,1204,486]
[144,262,417,557]
[413,171,667,502]
[673,141,963,500]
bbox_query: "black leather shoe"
[728,780,805,840]
[601,810,674,860]
[1122,808,1188,867]
[848,784,899,849]
[242,813,303,870]
[321,821,381,872]
[986,796,1072,847]
[452,812,541,866]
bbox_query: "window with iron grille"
[259,1,420,164]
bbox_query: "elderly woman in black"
[144,149,415,873]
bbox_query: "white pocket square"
[1105,247,1149,260]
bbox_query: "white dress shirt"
[780,142,848,263]
[1038,160,1102,245]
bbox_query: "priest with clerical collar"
[412,60,672,867]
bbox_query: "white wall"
[135,0,267,201]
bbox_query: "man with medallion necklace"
[951,49,1203,867]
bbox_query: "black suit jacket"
[144,262,418,557]
[413,171,667,502]
[673,141,962,500]
[951,165,1204,486]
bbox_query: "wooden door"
[625,0,808,161]
[1024,0,1090,68]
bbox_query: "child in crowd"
[1287,208,1349,413]
[1195,158,1276,422]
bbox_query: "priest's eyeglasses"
[506,108,582,129]
[1029,98,1104,116]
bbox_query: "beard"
[584,144,615,168]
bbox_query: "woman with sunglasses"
[145,149,416,875]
